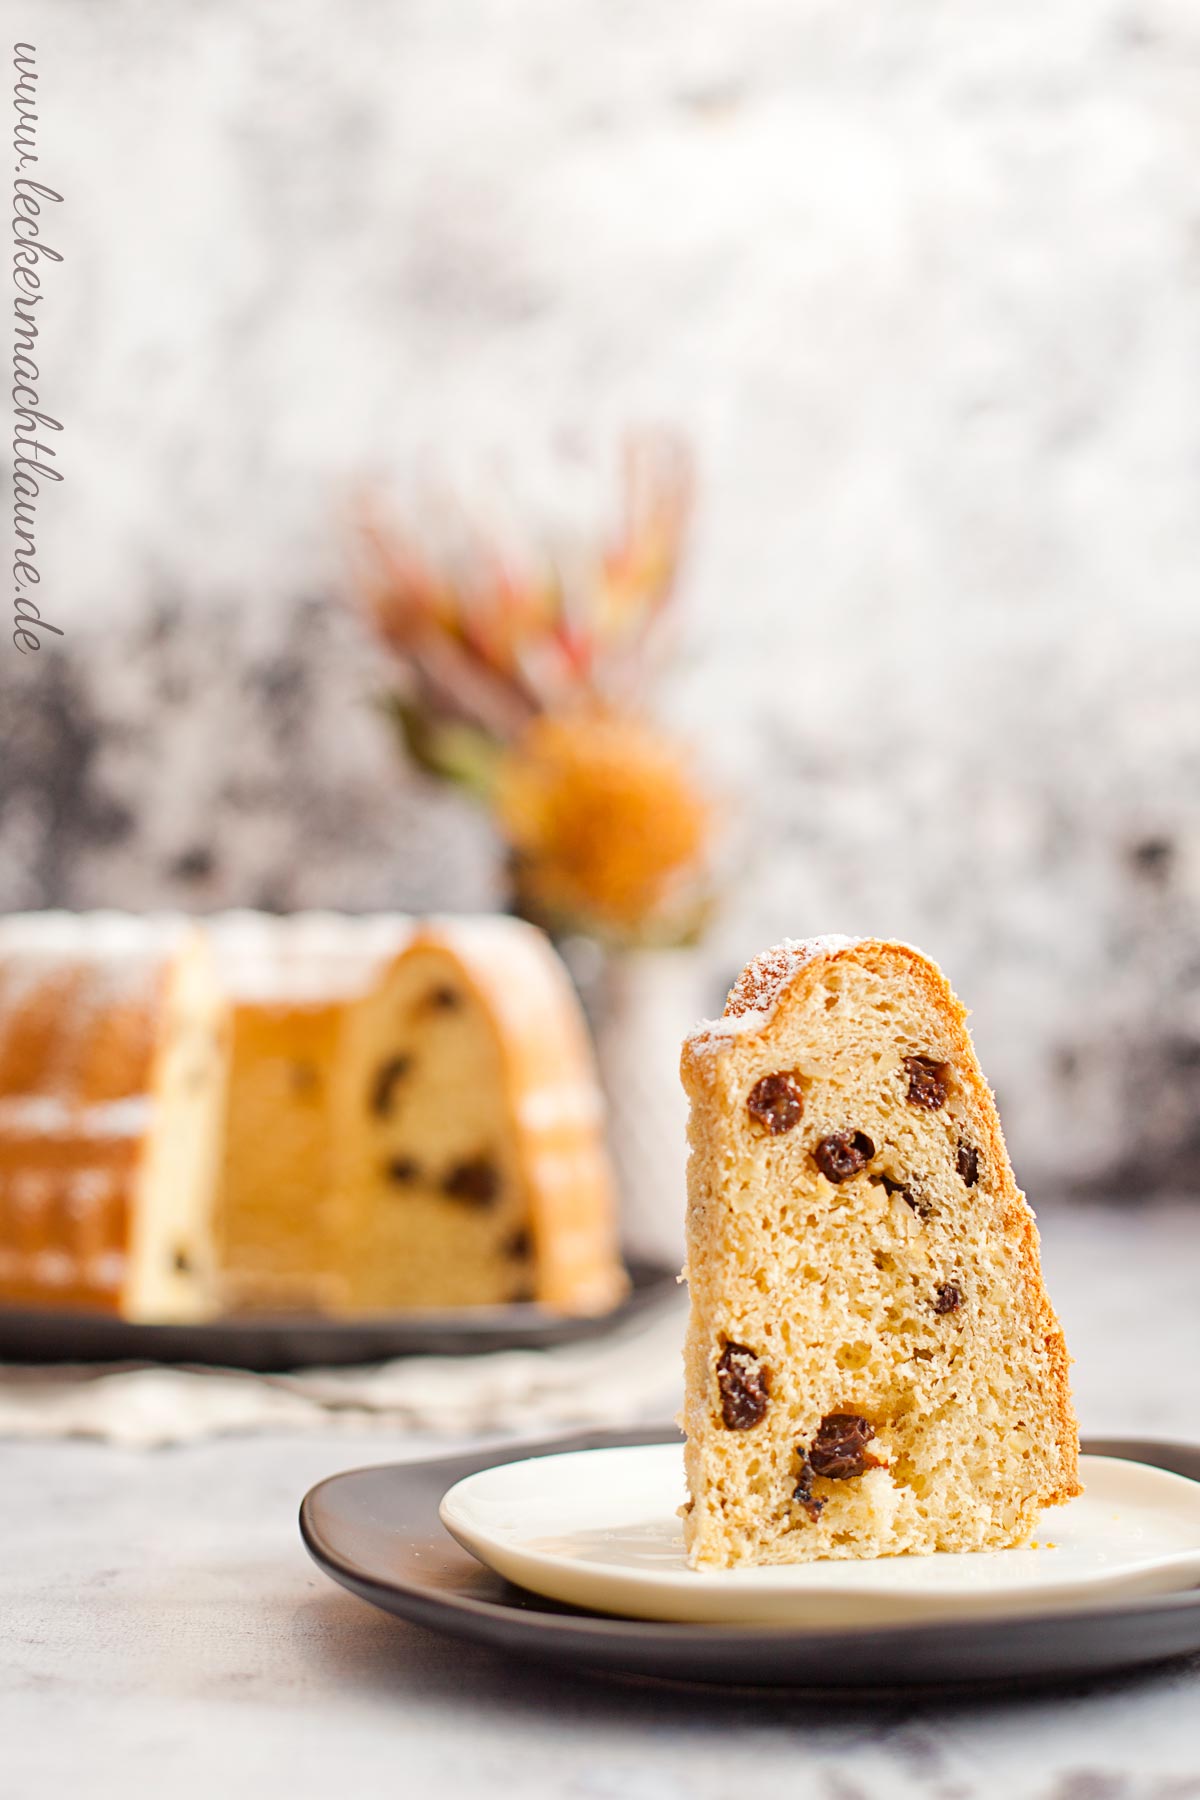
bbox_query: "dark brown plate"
[0,1260,673,1370]
[300,1428,1200,1690]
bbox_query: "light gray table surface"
[4,1203,1200,1800]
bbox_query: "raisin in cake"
[680,935,1079,1567]
[207,912,412,1313]
[0,914,228,1320]
[337,916,627,1314]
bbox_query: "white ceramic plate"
[439,1444,1200,1628]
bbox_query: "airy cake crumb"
[679,935,1080,1567]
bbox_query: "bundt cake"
[680,935,1079,1567]
[0,911,626,1321]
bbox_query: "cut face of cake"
[680,936,1080,1567]
[207,913,412,1314]
[337,916,627,1315]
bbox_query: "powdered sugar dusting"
[208,911,411,1002]
[687,934,862,1055]
[0,912,189,961]
[727,935,860,1017]
[0,912,192,1024]
[0,1095,152,1140]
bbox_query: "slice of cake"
[0,913,229,1321]
[336,916,628,1315]
[680,935,1079,1567]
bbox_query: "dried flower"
[495,709,713,946]
[350,433,717,945]
[351,433,693,737]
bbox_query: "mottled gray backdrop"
[6,0,1200,1194]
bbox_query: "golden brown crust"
[0,941,176,1313]
[0,1137,140,1312]
[402,919,627,1315]
[0,959,166,1105]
